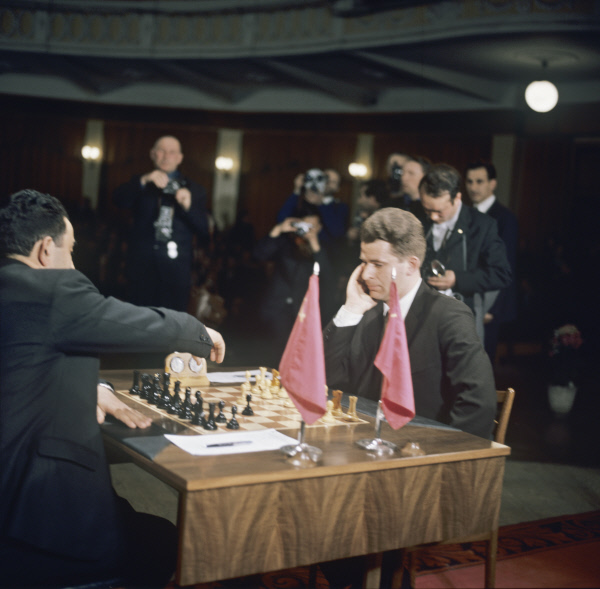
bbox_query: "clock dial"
[169,356,185,373]
[189,357,204,373]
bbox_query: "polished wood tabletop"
[101,368,510,586]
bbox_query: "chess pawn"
[261,380,273,400]
[321,400,336,424]
[239,381,251,405]
[242,393,254,416]
[216,400,227,423]
[226,405,240,430]
[129,370,141,396]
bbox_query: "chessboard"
[118,371,368,436]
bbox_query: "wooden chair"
[401,388,516,589]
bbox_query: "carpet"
[171,511,600,588]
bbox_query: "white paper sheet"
[165,428,297,456]
[207,369,272,384]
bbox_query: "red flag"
[374,280,415,429]
[279,271,327,425]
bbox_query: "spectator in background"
[465,161,518,363]
[420,163,512,343]
[382,152,411,208]
[112,135,209,312]
[277,168,349,242]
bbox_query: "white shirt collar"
[474,194,496,214]
[383,277,422,320]
[431,200,462,250]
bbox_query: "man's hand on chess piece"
[96,385,152,429]
[205,328,226,363]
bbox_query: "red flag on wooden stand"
[279,264,327,425]
[374,280,415,429]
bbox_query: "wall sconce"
[215,156,234,171]
[524,59,558,113]
[348,162,368,178]
[81,145,101,161]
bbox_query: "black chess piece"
[168,381,182,415]
[158,373,172,409]
[242,393,254,416]
[129,370,141,396]
[216,400,227,424]
[226,405,240,430]
[179,386,193,421]
[148,373,161,405]
[140,373,152,401]
[204,402,217,431]
[191,396,205,426]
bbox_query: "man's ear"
[407,255,421,275]
[37,236,55,268]
[455,192,462,203]
[490,179,497,192]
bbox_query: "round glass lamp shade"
[525,80,559,113]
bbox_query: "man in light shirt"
[323,207,496,439]
[465,161,518,362]
[419,163,512,343]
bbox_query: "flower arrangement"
[549,324,583,386]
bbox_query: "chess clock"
[164,351,209,392]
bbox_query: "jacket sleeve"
[437,301,497,438]
[454,215,512,296]
[51,270,214,358]
[175,177,209,242]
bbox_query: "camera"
[389,162,403,193]
[303,168,327,195]
[163,178,183,195]
[291,221,313,236]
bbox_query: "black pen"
[205,440,253,448]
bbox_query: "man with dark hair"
[113,135,209,312]
[383,155,431,220]
[0,189,225,588]
[465,161,518,362]
[324,207,496,439]
[419,163,512,342]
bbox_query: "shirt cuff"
[333,305,364,327]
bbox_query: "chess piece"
[129,370,141,396]
[261,380,273,400]
[191,396,205,426]
[167,381,182,415]
[226,405,240,430]
[148,373,161,405]
[204,402,217,430]
[242,393,254,416]
[271,368,280,388]
[216,400,227,423]
[158,373,172,409]
[344,395,361,422]
[279,386,294,408]
[321,400,336,424]
[239,379,251,405]
[140,373,152,400]
[179,386,194,420]
[331,390,344,417]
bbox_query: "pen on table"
[205,440,253,448]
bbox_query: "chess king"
[0,189,225,588]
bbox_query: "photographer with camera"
[113,136,209,311]
[253,199,336,367]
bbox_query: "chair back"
[494,388,515,445]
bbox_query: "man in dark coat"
[419,163,512,343]
[465,161,518,362]
[113,135,209,311]
[0,190,225,588]
[323,207,496,439]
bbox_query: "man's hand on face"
[345,264,378,315]
[96,385,152,429]
[205,328,226,363]
[175,187,192,211]
[426,269,456,290]
[141,169,169,189]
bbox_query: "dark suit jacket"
[323,281,496,438]
[422,204,512,312]
[486,200,518,323]
[0,259,213,561]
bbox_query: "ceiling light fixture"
[524,59,559,113]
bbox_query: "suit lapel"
[405,281,428,347]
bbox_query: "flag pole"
[356,267,399,456]
[280,261,324,467]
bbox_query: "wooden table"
[101,369,510,587]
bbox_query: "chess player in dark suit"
[323,207,496,439]
[465,161,518,363]
[113,135,209,311]
[0,190,225,588]
[419,163,512,344]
